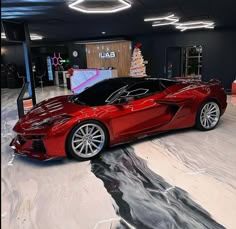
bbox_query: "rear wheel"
[196,101,221,131]
[67,121,108,160]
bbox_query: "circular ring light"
[69,0,131,14]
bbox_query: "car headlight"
[31,115,72,128]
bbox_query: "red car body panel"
[10,78,227,160]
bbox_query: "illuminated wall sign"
[99,52,116,58]
[51,53,70,66]
[51,53,62,67]
[60,59,70,63]
[47,56,53,80]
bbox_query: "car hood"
[14,95,89,133]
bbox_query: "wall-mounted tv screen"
[2,21,25,42]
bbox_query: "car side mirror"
[114,97,134,105]
[125,97,135,104]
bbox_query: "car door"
[110,81,173,140]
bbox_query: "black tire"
[66,120,109,161]
[196,100,221,131]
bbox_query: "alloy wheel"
[200,102,220,129]
[71,123,105,158]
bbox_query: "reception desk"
[70,69,118,94]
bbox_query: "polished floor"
[1,86,236,229]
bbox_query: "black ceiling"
[1,0,236,43]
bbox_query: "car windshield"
[71,79,131,106]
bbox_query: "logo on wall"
[99,51,116,59]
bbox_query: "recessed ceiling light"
[1,33,6,39]
[68,0,131,14]
[1,32,43,40]
[30,34,43,40]
[175,21,215,31]
[101,32,106,35]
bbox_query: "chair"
[17,72,26,85]
[1,65,8,88]
[6,63,19,88]
[36,71,46,88]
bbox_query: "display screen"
[2,21,25,42]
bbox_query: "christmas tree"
[130,43,147,77]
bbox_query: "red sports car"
[10,77,227,161]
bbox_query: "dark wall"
[2,30,235,90]
[1,43,87,73]
[1,44,26,76]
[31,45,69,71]
[1,44,71,87]
[134,30,236,90]
[68,43,87,68]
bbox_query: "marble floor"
[1,86,236,229]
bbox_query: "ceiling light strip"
[176,21,215,31]
[30,34,43,40]
[144,14,215,31]
[145,14,178,21]
[145,14,180,27]
[152,20,179,27]
[1,32,43,40]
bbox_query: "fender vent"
[169,105,179,115]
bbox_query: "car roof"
[104,77,176,84]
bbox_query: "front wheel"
[196,101,221,131]
[67,121,108,160]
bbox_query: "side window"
[121,81,160,99]
[121,88,149,98]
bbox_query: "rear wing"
[208,79,221,84]
[174,76,201,82]
[174,77,222,85]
